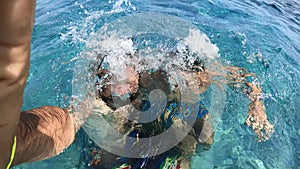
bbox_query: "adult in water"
[0,0,274,169]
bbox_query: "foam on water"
[75,13,221,89]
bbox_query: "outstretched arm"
[244,82,274,142]
[224,66,274,142]
[0,0,36,168]
[186,64,274,142]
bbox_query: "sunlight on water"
[15,0,300,168]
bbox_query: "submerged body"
[79,55,273,168]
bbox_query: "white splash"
[60,0,135,44]
[182,29,219,59]
[109,0,135,14]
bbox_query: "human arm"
[184,63,274,142]
[0,0,36,168]
[224,66,274,141]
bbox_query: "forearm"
[0,0,35,118]
[244,83,274,142]
[0,0,36,168]
[12,106,75,166]
[0,0,35,45]
[0,0,34,83]
[224,66,274,141]
[0,46,30,168]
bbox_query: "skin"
[0,0,36,168]
[224,66,274,142]
[13,107,75,166]
[0,1,77,167]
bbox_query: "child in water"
[78,51,274,169]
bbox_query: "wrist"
[0,122,17,169]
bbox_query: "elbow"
[0,45,30,99]
[0,63,29,87]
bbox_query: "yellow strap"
[6,136,17,169]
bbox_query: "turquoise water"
[16,0,299,168]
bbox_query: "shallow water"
[15,0,299,168]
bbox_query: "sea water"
[16,0,299,168]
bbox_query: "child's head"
[97,66,139,99]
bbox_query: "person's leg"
[176,135,197,169]
[174,112,214,169]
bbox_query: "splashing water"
[18,0,300,168]
[71,12,227,158]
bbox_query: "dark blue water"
[15,0,299,168]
